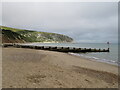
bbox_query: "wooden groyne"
[2,43,110,53]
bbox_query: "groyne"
[2,43,110,53]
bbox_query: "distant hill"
[1,26,73,43]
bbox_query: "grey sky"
[1,2,118,43]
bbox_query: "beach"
[2,47,119,88]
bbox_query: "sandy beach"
[2,48,119,88]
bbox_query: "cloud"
[2,2,118,43]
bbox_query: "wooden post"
[107,42,110,48]
[89,48,91,52]
[108,48,110,52]
[41,46,44,49]
[49,47,51,50]
[79,48,81,50]
[67,47,69,49]
[107,42,110,52]
[94,48,96,51]
[99,48,101,52]
[103,49,105,52]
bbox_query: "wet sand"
[2,48,119,88]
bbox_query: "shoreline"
[16,43,115,65]
[2,47,119,88]
[68,52,118,67]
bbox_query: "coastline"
[18,42,117,66]
[68,52,118,66]
[2,47,119,88]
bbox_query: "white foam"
[68,52,118,66]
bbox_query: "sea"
[23,43,119,66]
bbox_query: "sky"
[1,2,118,43]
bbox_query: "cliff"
[1,26,73,43]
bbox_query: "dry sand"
[2,48,119,88]
[0,46,2,89]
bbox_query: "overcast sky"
[1,2,118,43]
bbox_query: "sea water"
[23,43,119,66]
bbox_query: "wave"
[68,52,118,66]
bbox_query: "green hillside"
[1,26,73,43]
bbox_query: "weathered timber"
[2,43,110,53]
